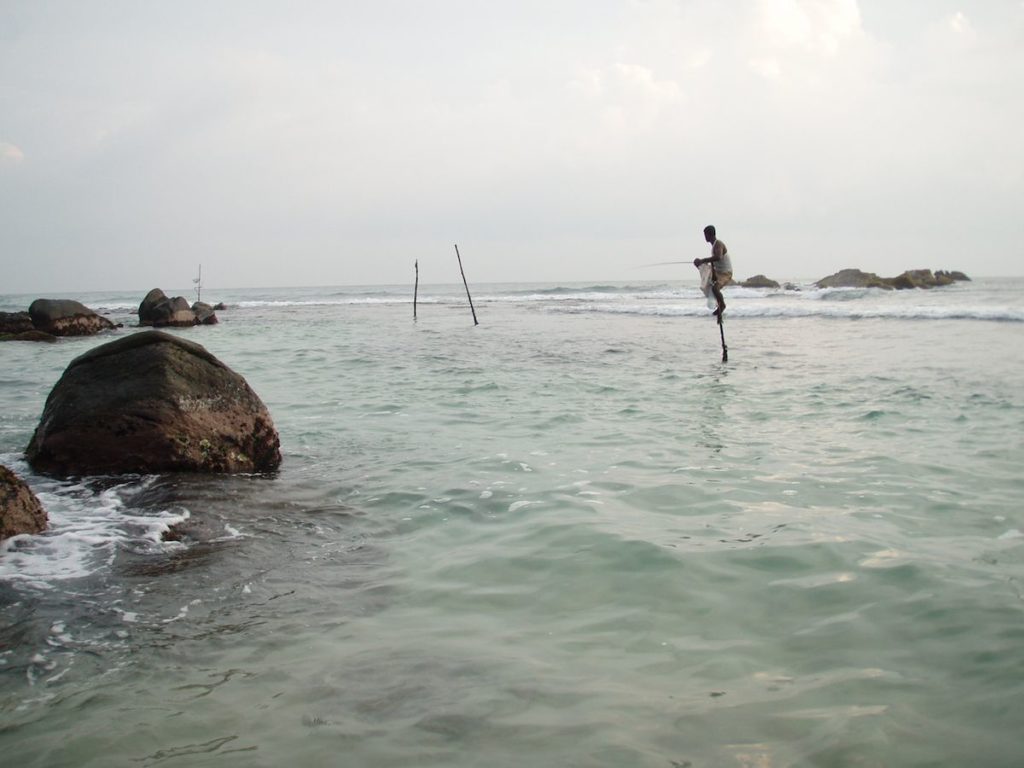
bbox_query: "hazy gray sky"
[2,1,1022,292]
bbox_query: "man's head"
[703,225,716,244]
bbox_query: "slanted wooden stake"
[413,260,419,321]
[454,243,479,326]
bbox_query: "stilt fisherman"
[693,225,733,318]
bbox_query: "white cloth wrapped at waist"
[698,264,734,309]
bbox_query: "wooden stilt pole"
[709,262,727,362]
[718,314,728,362]
[413,260,419,321]
[454,244,479,326]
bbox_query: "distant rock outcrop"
[26,330,281,476]
[138,288,208,327]
[0,465,48,541]
[815,269,893,289]
[27,299,117,336]
[139,289,220,328]
[815,268,970,290]
[740,274,781,289]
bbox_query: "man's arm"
[694,241,725,267]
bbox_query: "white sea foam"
[0,464,190,589]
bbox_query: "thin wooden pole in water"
[455,244,479,326]
[413,260,419,321]
[710,262,727,362]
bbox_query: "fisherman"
[694,225,733,317]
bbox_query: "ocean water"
[1,278,1023,767]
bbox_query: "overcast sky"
[1,1,1022,293]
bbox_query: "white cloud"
[754,0,863,56]
[945,10,978,47]
[0,142,24,165]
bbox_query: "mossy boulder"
[26,331,281,476]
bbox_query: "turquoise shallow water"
[2,280,1023,766]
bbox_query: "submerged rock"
[0,311,35,335]
[28,299,117,336]
[1,330,58,343]
[740,274,781,289]
[0,465,48,541]
[26,330,281,476]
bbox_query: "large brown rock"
[28,299,116,336]
[26,331,281,476]
[0,466,48,541]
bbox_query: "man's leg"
[711,282,726,317]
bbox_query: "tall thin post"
[718,314,728,362]
[193,264,202,304]
[713,263,727,362]
[454,244,479,326]
[413,260,419,321]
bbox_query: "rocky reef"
[815,269,970,290]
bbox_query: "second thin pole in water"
[455,244,479,326]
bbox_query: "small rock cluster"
[138,288,220,327]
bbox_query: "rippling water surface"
[2,280,1023,766]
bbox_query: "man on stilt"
[693,225,733,318]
